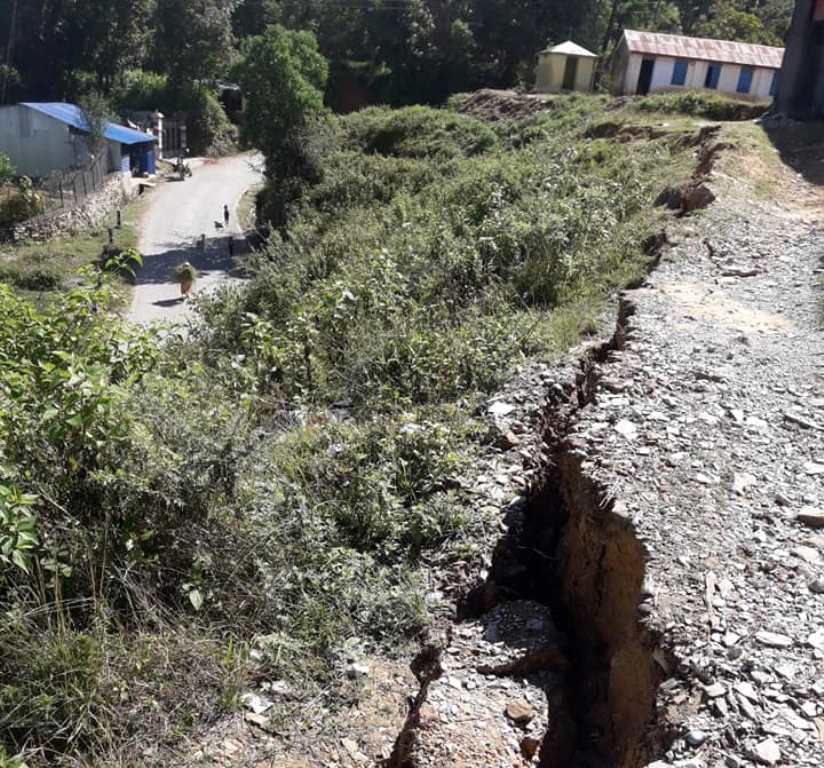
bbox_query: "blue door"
[737,67,754,94]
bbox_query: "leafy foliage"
[0,154,14,184]
[0,178,45,228]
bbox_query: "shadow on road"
[136,235,253,286]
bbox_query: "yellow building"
[535,41,599,94]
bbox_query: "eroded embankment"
[525,297,677,767]
[387,129,738,768]
[386,298,675,768]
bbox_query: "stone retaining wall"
[12,173,138,243]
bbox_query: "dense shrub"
[201,102,674,409]
[342,105,499,159]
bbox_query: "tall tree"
[153,0,236,86]
[234,24,328,168]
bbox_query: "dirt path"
[128,153,263,324]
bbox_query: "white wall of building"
[535,53,596,93]
[0,105,90,178]
[618,51,776,101]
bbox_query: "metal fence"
[36,152,109,211]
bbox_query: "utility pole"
[1,0,18,105]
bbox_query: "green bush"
[200,102,670,410]
[0,153,14,184]
[0,178,45,227]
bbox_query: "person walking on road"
[223,204,230,228]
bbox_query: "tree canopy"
[234,24,329,165]
[0,0,795,108]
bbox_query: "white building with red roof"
[611,29,784,101]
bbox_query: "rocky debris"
[530,160,824,767]
[405,602,572,768]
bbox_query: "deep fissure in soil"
[522,297,678,767]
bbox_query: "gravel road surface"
[128,153,263,324]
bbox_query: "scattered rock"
[340,737,359,757]
[703,682,726,698]
[755,631,793,648]
[489,401,516,418]
[797,508,824,529]
[240,692,274,715]
[753,737,781,766]
[346,662,370,679]
[807,628,824,652]
[793,545,822,565]
[686,728,708,747]
[505,699,535,725]
[615,418,639,439]
[732,472,756,494]
[520,736,541,759]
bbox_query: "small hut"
[535,41,599,94]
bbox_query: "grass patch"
[0,193,148,302]
[634,90,769,121]
[238,183,263,231]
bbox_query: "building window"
[770,70,780,98]
[671,59,688,86]
[737,66,754,94]
[705,63,721,90]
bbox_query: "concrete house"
[777,0,824,117]
[535,41,599,94]
[611,29,784,101]
[0,102,157,178]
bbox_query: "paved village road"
[128,153,263,324]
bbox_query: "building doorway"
[562,56,579,91]
[636,58,655,95]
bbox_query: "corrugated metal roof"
[21,102,157,145]
[623,29,784,69]
[541,41,598,58]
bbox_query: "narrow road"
[128,153,263,324]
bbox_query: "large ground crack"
[386,296,678,767]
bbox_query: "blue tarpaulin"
[21,102,157,146]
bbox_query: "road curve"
[128,153,263,324]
